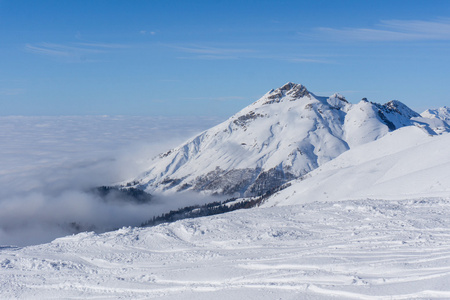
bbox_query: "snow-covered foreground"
[2,198,450,299]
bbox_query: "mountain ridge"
[123,82,449,197]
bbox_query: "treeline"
[140,182,291,227]
[92,186,153,204]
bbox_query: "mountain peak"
[330,93,348,103]
[383,100,420,118]
[326,93,350,110]
[279,82,300,90]
[421,106,450,122]
[262,82,310,105]
[279,82,309,97]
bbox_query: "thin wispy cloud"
[76,42,130,49]
[281,57,334,64]
[315,18,450,42]
[166,43,332,63]
[25,42,130,62]
[180,96,248,102]
[176,54,239,60]
[26,43,104,56]
[25,44,75,57]
[166,44,254,60]
[245,52,336,64]
[172,45,253,55]
[140,30,156,35]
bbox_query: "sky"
[1,0,450,116]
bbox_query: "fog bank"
[0,116,222,246]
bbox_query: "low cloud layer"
[0,116,222,246]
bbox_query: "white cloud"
[283,57,334,64]
[76,42,130,49]
[0,116,222,246]
[25,43,75,57]
[176,54,239,60]
[171,45,253,55]
[140,30,156,35]
[166,44,254,60]
[24,42,129,62]
[24,43,103,63]
[179,96,248,102]
[315,18,450,42]
[167,43,334,63]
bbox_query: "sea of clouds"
[0,115,222,246]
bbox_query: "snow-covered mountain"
[262,125,450,207]
[125,82,447,197]
[419,106,450,134]
[422,106,450,121]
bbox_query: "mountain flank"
[122,82,448,197]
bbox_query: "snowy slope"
[2,198,450,299]
[127,83,441,197]
[263,126,450,206]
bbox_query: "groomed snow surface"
[1,199,450,299]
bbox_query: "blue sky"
[1,0,450,116]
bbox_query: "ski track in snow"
[2,198,450,299]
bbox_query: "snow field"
[2,198,450,299]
